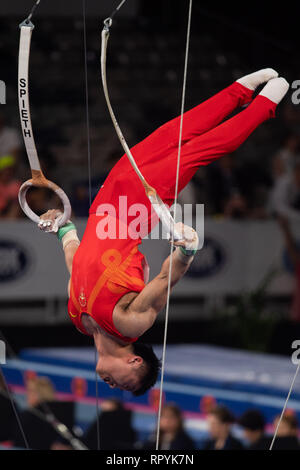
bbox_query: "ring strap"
[18,21,71,229]
[19,22,41,172]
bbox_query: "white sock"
[259,77,290,104]
[237,68,278,90]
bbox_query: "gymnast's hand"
[38,209,63,233]
[39,209,79,276]
[171,222,199,254]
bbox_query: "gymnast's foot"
[259,77,290,104]
[236,68,278,90]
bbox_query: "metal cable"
[94,348,101,450]
[82,0,92,206]
[26,0,41,22]
[82,0,101,450]
[109,0,128,21]
[155,0,193,450]
[0,335,87,450]
[269,362,300,450]
[0,367,29,449]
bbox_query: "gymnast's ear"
[128,356,143,366]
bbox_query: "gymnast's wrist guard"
[57,222,80,250]
[176,246,197,264]
[175,224,199,264]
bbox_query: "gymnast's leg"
[89,75,287,239]
[90,69,279,217]
[129,68,278,164]
[155,77,290,205]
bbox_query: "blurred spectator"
[0,114,21,163]
[271,134,300,182]
[0,155,22,219]
[142,403,195,450]
[26,376,55,407]
[82,398,136,450]
[223,191,248,219]
[13,376,74,450]
[203,405,243,450]
[277,215,300,322]
[269,157,300,223]
[271,412,299,450]
[238,409,271,450]
[0,373,22,446]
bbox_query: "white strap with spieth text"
[18,19,71,229]
[18,22,41,172]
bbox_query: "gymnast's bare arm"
[39,209,79,293]
[114,223,198,338]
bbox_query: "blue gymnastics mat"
[3,344,300,425]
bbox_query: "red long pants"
[90,82,277,235]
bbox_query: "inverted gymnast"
[39,70,289,395]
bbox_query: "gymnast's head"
[96,342,161,396]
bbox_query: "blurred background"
[1,0,300,451]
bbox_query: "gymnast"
[39,70,289,395]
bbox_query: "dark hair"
[238,409,266,431]
[131,342,161,396]
[161,403,184,432]
[208,405,235,424]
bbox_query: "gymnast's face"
[96,354,143,392]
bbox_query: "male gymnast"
[39,70,289,395]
